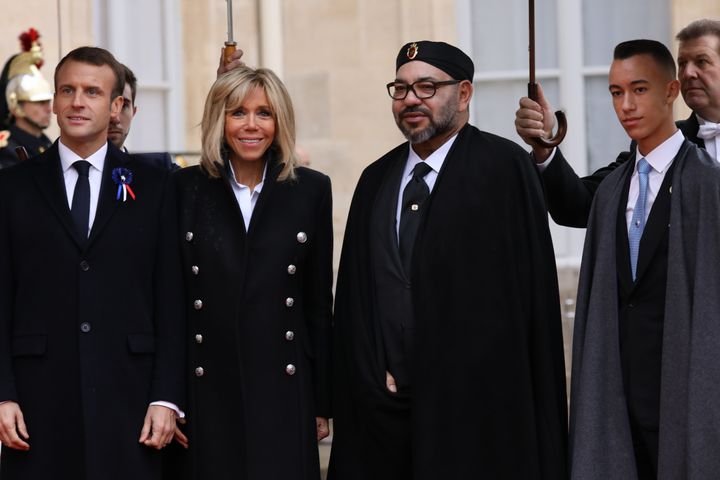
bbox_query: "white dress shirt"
[395,133,458,241]
[696,114,720,162]
[625,129,684,231]
[59,140,106,235]
[229,160,268,231]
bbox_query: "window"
[457,0,670,257]
[93,0,185,153]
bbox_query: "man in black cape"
[328,40,568,480]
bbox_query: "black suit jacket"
[615,160,675,432]
[542,114,704,227]
[0,141,185,480]
[0,125,52,169]
[133,151,180,171]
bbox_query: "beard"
[395,96,458,144]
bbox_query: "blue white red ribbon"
[111,167,136,202]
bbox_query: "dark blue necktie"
[71,160,91,239]
[399,161,433,274]
[629,158,651,281]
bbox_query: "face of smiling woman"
[224,87,276,165]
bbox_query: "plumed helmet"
[1,28,53,126]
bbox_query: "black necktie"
[71,160,91,239]
[399,161,433,274]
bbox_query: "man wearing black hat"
[329,41,568,479]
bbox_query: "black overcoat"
[0,142,185,480]
[329,124,568,479]
[166,161,332,480]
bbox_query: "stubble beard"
[396,97,458,145]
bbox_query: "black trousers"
[629,413,659,480]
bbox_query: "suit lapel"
[87,145,127,246]
[680,113,704,149]
[634,148,681,283]
[615,162,634,293]
[32,143,87,248]
[245,156,281,237]
[370,146,408,279]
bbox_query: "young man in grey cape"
[569,40,720,479]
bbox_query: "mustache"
[400,106,432,117]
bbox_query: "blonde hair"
[200,67,298,180]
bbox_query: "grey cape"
[569,140,720,479]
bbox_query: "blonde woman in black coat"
[166,67,332,480]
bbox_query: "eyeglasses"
[386,80,461,100]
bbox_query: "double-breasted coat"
[167,159,332,480]
[0,142,185,480]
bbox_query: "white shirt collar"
[58,140,108,174]
[406,132,459,176]
[228,159,268,193]
[635,129,684,174]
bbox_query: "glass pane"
[127,90,167,152]
[471,0,558,71]
[584,76,629,172]
[125,0,166,81]
[582,0,671,66]
[472,79,559,149]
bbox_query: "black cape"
[329,124,567,479]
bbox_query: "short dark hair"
[613,39,676,80]
[54,46,125,99]
[121,63,137,104]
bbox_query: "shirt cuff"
[534,147,557,172]
[150,401,185,419]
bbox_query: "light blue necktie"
[629,158,651,281]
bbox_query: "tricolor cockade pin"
[111,167,136,202]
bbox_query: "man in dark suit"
[515,18,720,227]
[566,40,720,479]
[108,64,178,171]
[0,46,184,479]
[329,41,567,480]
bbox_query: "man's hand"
[139,405,176,450]
[217,47,246,77]
[0,401,30,450]
[514,83,556,163]
[385,371,397,393]
[172,418,189,449]
[316,417,330,441]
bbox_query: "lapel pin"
[112,167,136,202]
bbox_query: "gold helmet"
[4,29,53,119]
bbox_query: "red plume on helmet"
[18,28,42,68]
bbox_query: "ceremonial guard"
[0,28,53,168]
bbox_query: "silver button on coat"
[191,265,199,275]
[285,364,296,376]
[195,334,203,344]
[287,264,296,275]
[296,232,307,243]
[194,299,203,310]
[285,297,294,307]
[285,331,295,341]
[195,367,204,377]
[185,232,194,241]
